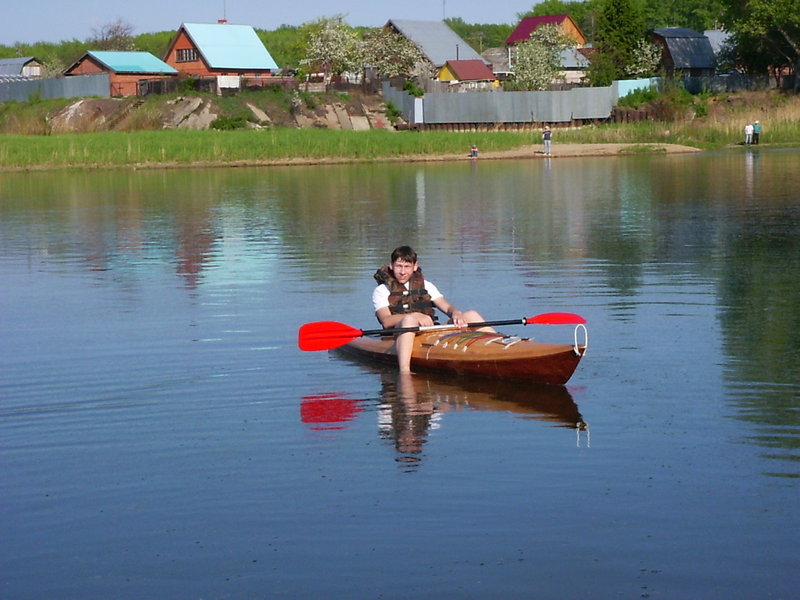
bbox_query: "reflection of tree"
[717,209,800,478]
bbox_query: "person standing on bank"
[744,122,754,145]
[372,246,494,373]
[753,120,761,144]
[543,125,552,156]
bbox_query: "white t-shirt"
[372,279,442,312]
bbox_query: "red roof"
[443,59,495,81]
[506,14,572,45]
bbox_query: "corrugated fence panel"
[384,82,621,125]
[0,74,109,102]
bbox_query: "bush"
[211,116,248,130]
[402,79,424,97]
[617,86,659,109]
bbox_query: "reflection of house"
[651,28,716,77]
[163,21,279,78]
[64,51,177,96]
[506,15,587,47]
[0,57,43,79]
[436,59,497,90]
[385,19,486,74]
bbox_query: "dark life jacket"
[374,266,437,321]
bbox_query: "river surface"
[2,148,799,599]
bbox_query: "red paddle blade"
[527,312,586,325]
[298,321,364,351]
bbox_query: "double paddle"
[298,312,586,351]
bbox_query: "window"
[176,48,199,62]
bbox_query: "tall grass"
[0,129,537,169]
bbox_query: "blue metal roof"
[88,51,177,74]
[181,23,279,70]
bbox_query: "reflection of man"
[378,373,441,465]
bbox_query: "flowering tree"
[300,16,361,83]
[512,24,573,90]
[628,40,662,78]
[361,29,425,78]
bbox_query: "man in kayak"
[373,245,494,373]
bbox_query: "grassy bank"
[0,129,539,169]
[1,90,798,170]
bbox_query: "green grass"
[0,129,539,169]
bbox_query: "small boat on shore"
[335,327,587,385]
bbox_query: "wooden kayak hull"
[336,329,586,385]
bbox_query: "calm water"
[2,148,799,599]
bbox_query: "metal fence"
[0,74,109,103]
[383,80,627,126]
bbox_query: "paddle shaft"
[359,317,527,338]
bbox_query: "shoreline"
[0,143,703,172]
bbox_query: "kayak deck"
[336,328,586,385]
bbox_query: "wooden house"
[651,28,717,77]
[63,51,177,96]
[506,15,587,47]
[436,59,498,90]
[163,21,279,78]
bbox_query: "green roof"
[181,23,279,70]
[88,51,177,74]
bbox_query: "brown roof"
[443,59,495,81]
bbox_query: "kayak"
[335,326,587,385]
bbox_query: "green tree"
[593,0,646,80]
[444,18,514,51]
[258,25,305,70]
[641,0,725,32]
[721,0,800,89]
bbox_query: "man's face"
[391,258,418,285]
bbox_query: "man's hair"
[390,245,418,264]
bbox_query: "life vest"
[373,266,437,320]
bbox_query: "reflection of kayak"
[387,370,585,429]
[336,328,587,385]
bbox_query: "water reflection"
[303,354,587,469]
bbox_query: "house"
[558,47,590,84]
[480,47,512,80]
[385,19,486,75]
[502,15,588,77]
[64,51,177,96]
[163,21,279,79]
[0,57,43,78]
[651,28,716,77]
[436,59,497,90]
[506,15,587,47]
